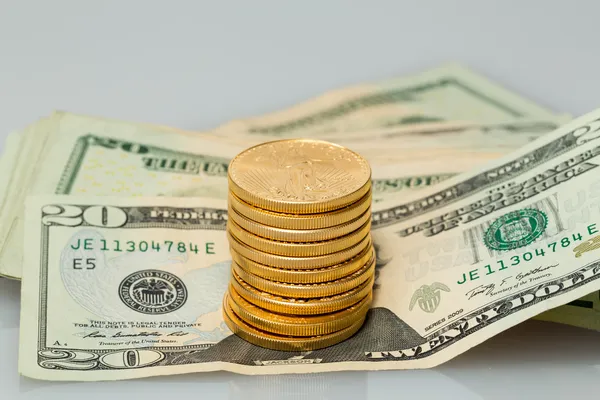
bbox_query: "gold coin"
[228,204,372,243]
[231,244,374,284]
[227,230,371,269]
[227,287,372,336]
[228,139,372,214]
[232,254,375,298]
[228,190,372,230]
[227,218,371,257]
[231,271,374,315]
[223,295,366,351]
[230,244,375,284]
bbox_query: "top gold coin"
[228,139,372,214]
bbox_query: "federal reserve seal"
[119,270,187,314]
[484,209,548,251]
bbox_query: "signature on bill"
[464,264,558,300]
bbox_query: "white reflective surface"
[1,1,600,398]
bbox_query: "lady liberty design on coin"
[228,139,371,213]
[253,141,355,201]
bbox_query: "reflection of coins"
[231,271,374,315]
[232,255,375,298]
[223,294,366,351]
[227,288,372,336]
[228,139,372,214]
[230,244,375,284]
[227,218,371,257]
[228,204,371,242]
[372,231,393,267]
[228,191,371,230]
[228,231,371,269]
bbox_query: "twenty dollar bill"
[19,107,600,380]
[212,63,556,137]
[0,112,509,280]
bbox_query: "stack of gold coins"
[222,139,375,351]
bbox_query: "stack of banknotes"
[1,62,599,381]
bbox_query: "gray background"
[1,0,599,398]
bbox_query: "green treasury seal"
[484,208,548,251]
